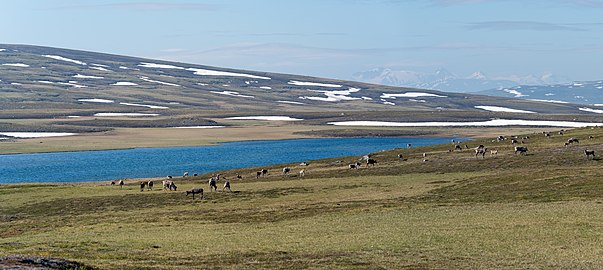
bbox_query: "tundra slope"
[0,44,592,116]
[1,126,602,269]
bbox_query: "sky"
[1,0,603,81]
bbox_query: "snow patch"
[288,80,342,88]
[301,88,362,102]
[259,86,272,90]
[528,99,568,104]
[277,100,305,105]
[112,82,139,86]
[138,62,271,79]
[90,66,110,71]
[210,91,254,98]
[79,98,114,103]
[503,89,527,98]
[579,107,603,114]
[94,113,159,117]
[73,74,104,79]
[381,92,446,99]
[91,63,109,68]
[119,102,169,109]
[474,106,536,114]
[43,55,86,65]
[58,82,87,88]
[139,76,180,86]
[0,132,77,138]
[187,68,271,80]
[2,63,29,67]
[329,119,602,128]
[226,116,303,121]
[11,83,22,85]
[138,62,185,69]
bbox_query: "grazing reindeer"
[567,138,580,145]
[209,178,218,192]
[514,146,528,155]
[299,169,305,177]
[490,150,498,156]
[183,171,189,177]
[118,179,124,189]
[140,181,146,192]
[186,188,203,199]
[223,179,231,192]
[454,144,462,151]
[475,147,487,158]
[147,180,153,191]
[585,149,596,159]
[282,167,291,175]
[366,158,377,167]
[256,171,262,178]
[236,174,242,180]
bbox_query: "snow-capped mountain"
[478,81,603,105]
[351,68,571,93]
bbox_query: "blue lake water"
[0,137,462,184]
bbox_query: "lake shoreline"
[0,125,552,155]
[0,137,465,184]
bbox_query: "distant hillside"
[352,67,570,93]
[0,44,594,116]
[478,81,603,107]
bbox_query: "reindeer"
[585,149,596,159]
[186,188,203,199]
[366,158,377,167]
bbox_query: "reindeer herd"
[110,128,600,199]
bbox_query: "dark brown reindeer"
[584,149,596,159]
[186,188,203,199]
[366,158,377,167]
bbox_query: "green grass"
[2,127,603,269]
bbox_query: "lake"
[0,137,462,184]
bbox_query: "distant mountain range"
[351,68,571,93]
[478,81,603,105]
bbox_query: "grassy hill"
[0,44,594,116]
[1,126,602,269]
[2,44,603,155]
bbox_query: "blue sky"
[1,0,603,81]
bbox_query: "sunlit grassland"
[1,126,603,269]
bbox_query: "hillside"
[0,44,593,116]
[479,80,603,106]
[2,44,603,154]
